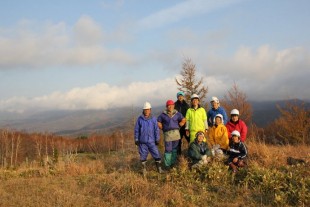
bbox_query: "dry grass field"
[0,140,309,207]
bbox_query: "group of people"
[134,92,248,174]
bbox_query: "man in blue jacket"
[134,102,163,174]
[207,96,228,127]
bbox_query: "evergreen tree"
[175,58,208,105]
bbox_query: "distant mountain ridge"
[0,99,308,137]
[251,99,310,127]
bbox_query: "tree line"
[0,130,133,168]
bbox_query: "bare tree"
[221,82,253,124]
[1,129,9,168]
[34,134,43,163]
[175,58,208,104]
[9,132,22,167]
[14,134,21,166]
[45,133,49,163]
[271,100,310,144]
[10,132,15,167]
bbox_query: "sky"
[0,0,309,113]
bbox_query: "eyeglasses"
[231,114,239,117]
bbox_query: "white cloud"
[0,26,309,112]
[219,45,308,78]
[137,0,244,29]
[1,42,309,113]
[151,43,310,101]
[0,16,134,69]
[73,15,104,46]
[0,78,179,112]
[201,45,310,100]
[125,43,310,102]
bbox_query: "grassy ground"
[0,142,309,207]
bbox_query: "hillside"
[251,99,310,127]
[0,106,164,137]
[0,108,136,136]
[0,141,309,207]
[0,100,308,136]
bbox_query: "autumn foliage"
[0,97,309,206]
[0,129,132,168]
[221,82,253,124]
[265,100,310,145]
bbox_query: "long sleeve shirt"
[134,115,160,144]
[227,141,248,160]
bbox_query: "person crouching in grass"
[208,114,229,159]
[188,131,212,169]
[227,130,248,173]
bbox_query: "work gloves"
[200,155,209,164]
[201,155,207,161]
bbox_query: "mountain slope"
[0,100,308,136]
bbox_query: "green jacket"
[188,139,211,163]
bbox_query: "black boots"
[141,161,147,175]
[141,160,164,174]
[155,161,164,174]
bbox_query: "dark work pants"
[177,126,190,155]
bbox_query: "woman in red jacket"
[226,109,248,142]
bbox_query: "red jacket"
[226,119,248,142]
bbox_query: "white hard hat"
[210,96,219,103]
[143,102,152,109]
[231,130,241,138]
[213,114,224,124]
[191,94,199,100]
[230,109,240,115]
